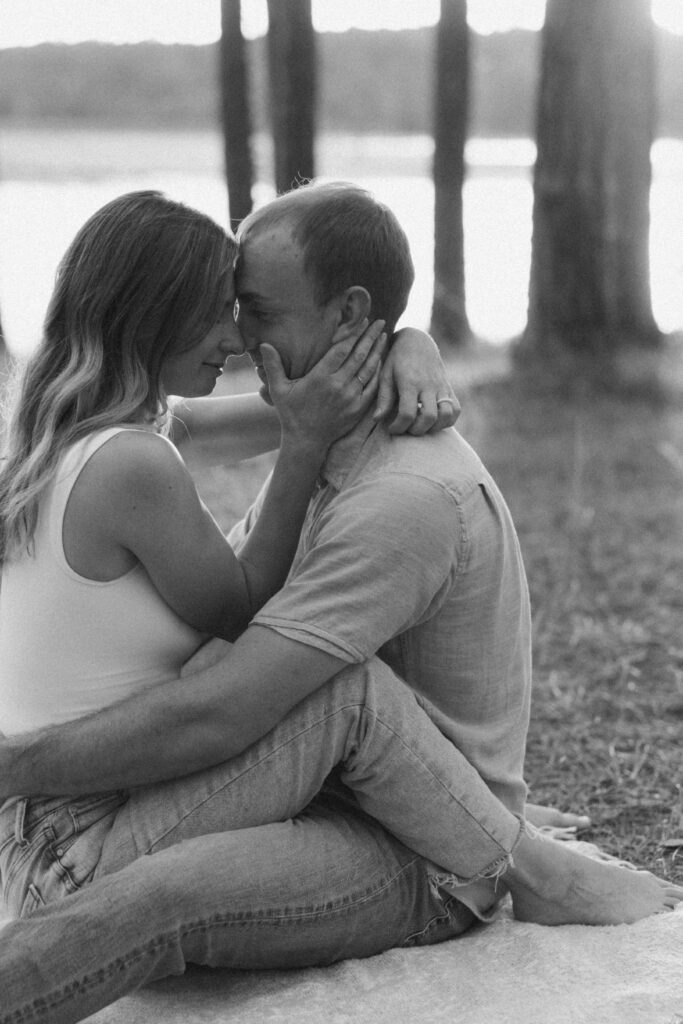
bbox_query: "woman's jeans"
[0,658,523,1024]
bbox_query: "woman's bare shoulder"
[78,429,190,507]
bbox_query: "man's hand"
[260,319,387,452]
[374,328,460,435]
[0,627,346,797]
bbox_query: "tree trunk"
[266,0,316,193]
[430,0,472,349]
[219,0,254,227]
[522,0,659,369]
[0,310,11,395]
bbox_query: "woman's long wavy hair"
[0,190,237,563]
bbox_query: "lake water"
[1,128,681,355]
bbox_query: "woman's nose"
[222,320,246,355]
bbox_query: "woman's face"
[160,276,245,398]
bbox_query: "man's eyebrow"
[235,291,263,305]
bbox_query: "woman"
[0,193,389,724]
[0,194,679,1024]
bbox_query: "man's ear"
[331,286,372,342]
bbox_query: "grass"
[453,348,683,883]
[192,345,683,883]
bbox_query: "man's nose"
[221,320,246,356]
[236,320,259,356]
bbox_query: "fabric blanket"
[86,889,683,1024]
[4,841,683,1023]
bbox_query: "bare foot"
[525,802,591,833]
[504,830,683,926]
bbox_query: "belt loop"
[13,798,30,847]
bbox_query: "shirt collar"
[320,410,379,491]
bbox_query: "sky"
[1,0,682,47]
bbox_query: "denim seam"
[403,893,460,945]
[69,792,127,832]
[2,824,56,898]
[14,799,72,837]
[145,701,377,850]
[146,701,513,869]
[2,855,423,1023]
[366,713,517,859]
[451,491,470,580]
[145,704,518,888]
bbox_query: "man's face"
[235,223,339,403]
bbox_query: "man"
[1,183,679,1023]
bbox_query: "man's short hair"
[238,182,415,334]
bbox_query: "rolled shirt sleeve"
[252,473,463,661]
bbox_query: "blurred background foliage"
[1,28,682,136]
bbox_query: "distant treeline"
[1,27,682,137]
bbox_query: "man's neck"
[321,410,379,491]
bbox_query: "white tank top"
[0,428,204,735]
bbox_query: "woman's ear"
[332,286,372,342]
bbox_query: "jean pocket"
[53,792,128,889]
[20,882,46,918]
[67,791,128,834]
[2,792,128,914]
[1,822,57,917]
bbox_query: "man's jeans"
[0,658,523,1024]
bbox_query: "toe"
[524,804,592,831]
[553,811,591,829]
